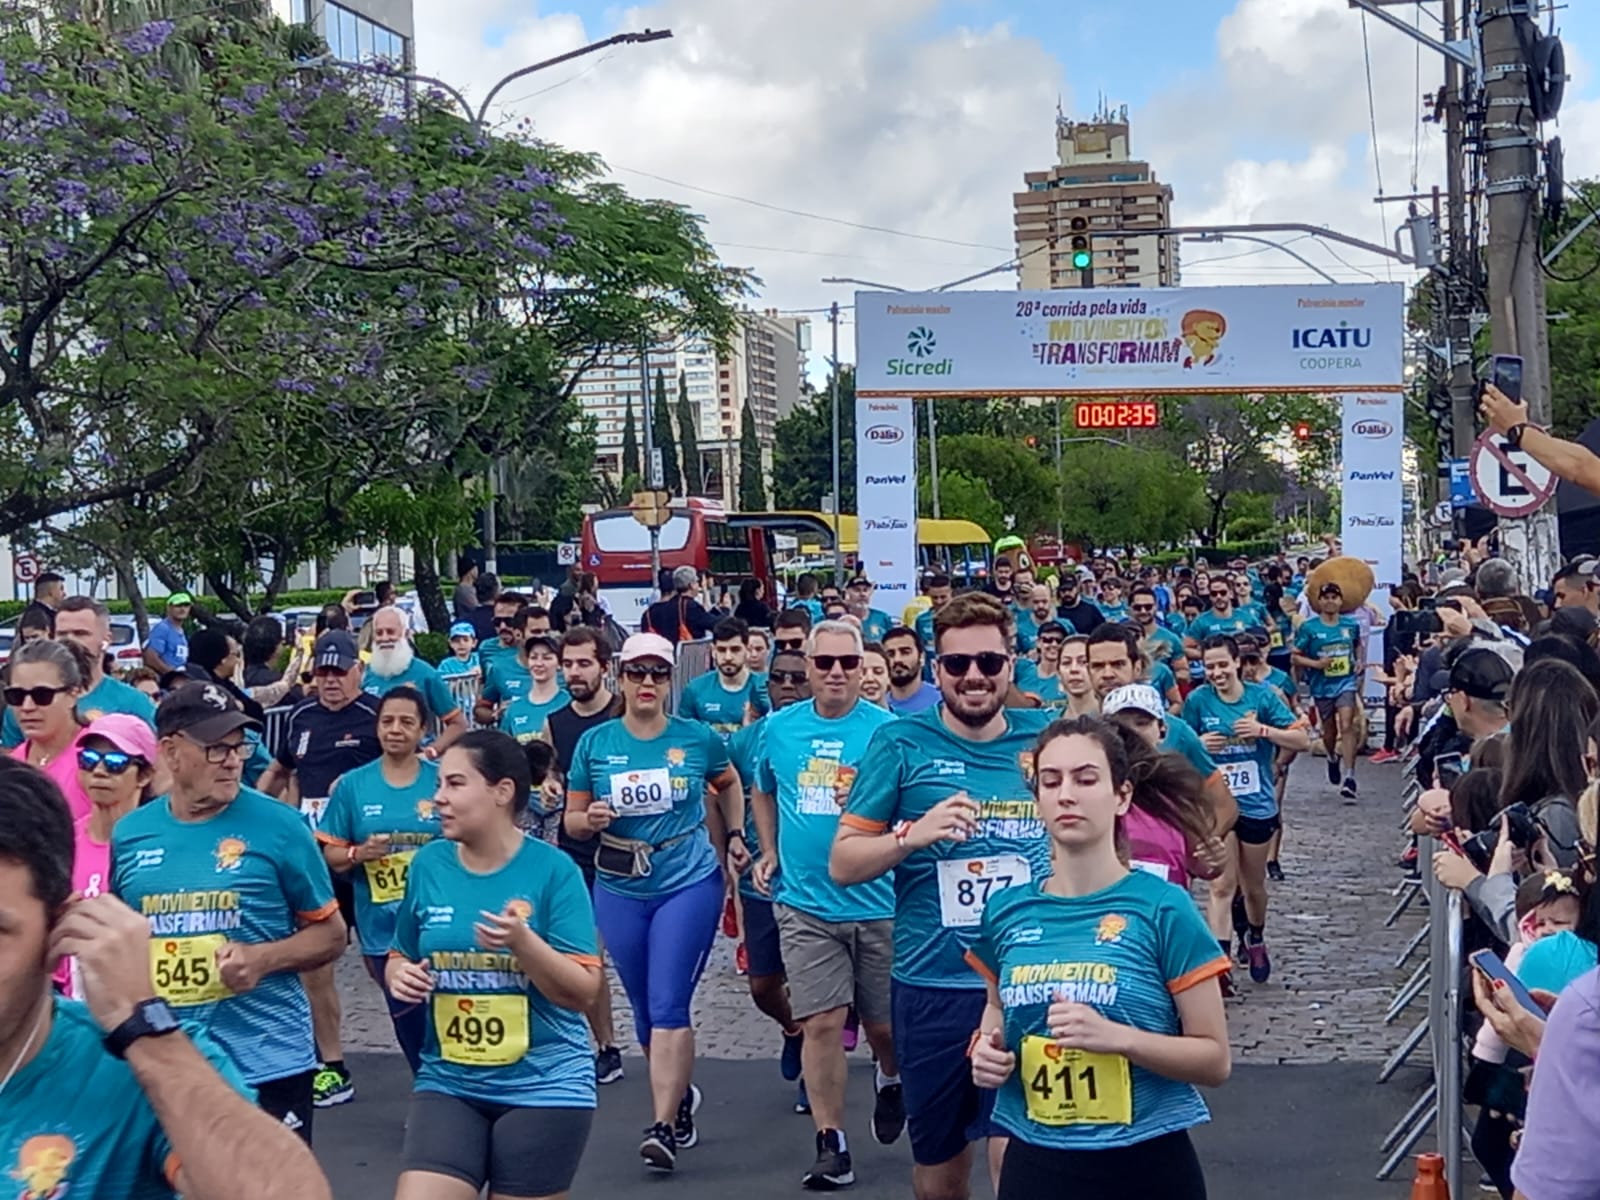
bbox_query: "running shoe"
[1219,969,1237,999]
[781,1030,805,1082]
[311,1065,354,1108]
[1266,860,1285,883]
[736,942,748,976]
[1326,757,1341,786]
[1236,934,1249,966]
[596,1045,624,1086]
[722,895,740,939]
[802,1129,855,1190]
[1370,748,1399,765]
[841,1006,859,1052]
[795,1078,812,1115]
[640,1122,677,1172]
[674,1083,702,1149]
[1246,937,1272,984]
[871,1077,905,1146]
[1340,776,1358,803]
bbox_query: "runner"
[471,596,532,726]
[498,634,570,745]
[1292,581,1364,802]
[846,576,895,644]
[747,627,774,674]
[386,730,601,1200]
[1016,622,1068,709]
[679,617,769,738]
[1057,635,1099,718]
[1129,585,1187,684]
[111,683,346,1144]
[832,593,1052,1200]
[883,627,941,714]
[6,638,94,820]
[563,632,750,1173]
[750,620,903,1188]
[728,650,811,1104]
[436,622,482,683]
[363,607,466,755]
[774,609,814,655]
[0,759,334,1200]
[1182,577,1254,661]
[1241,631,1300,881]
[1181,636,1309,983]
[316,687,441,1072]
[966,716,1231,1200]
[1,596,155,748]
[912,574,955,677]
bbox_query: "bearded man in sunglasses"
[830,593,1053,1200]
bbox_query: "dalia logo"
[866,425,905,444]
[906,326,937,358]
[1352,420,1393,438]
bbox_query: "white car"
[0,613,144,669]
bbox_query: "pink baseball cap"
[82,713,159,763]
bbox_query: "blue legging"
[592,869,724,1047]
[363,954,425,1075]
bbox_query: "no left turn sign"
[1469,432,1556,518]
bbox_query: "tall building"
[270,0,414,67]
[1013,104,1178,290]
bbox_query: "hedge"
[0,588,385,626]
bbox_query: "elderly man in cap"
[257,630,380,1111]
[144,592,194,674]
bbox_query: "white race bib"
[300,796,329,827]
[607,767,674,816]
[1220,760,1262,797]
[936,855,1032,928]
[1131,859,1171,881]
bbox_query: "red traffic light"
[1024,434,1040,448]
[1293,421,1312,440]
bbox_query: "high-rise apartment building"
[270,0,414,68]
[1013,105,1178,290]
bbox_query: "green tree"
[928,434,1057,535]
[621,397,641,481]
[925,470,1001,536]
[1544,180,1600,436]
[677,370,704,495]
[1058,444,1205,550]
[652,368,682,494]
[773,371,855,512]
[739,402,767,510]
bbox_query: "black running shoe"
[794,1078,812,1115]
[802,1129,855,1190]
[674,1083,702,1149]
[1266,860,1285,883]
[871,1078,905,1145]
[640,1122,676,1172]
[595,1045,624,1086]
[1326,756,1341,786]
[1340,776,1358,803]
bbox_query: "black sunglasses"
[1037,635,1065,646]
[770,669,807,685]
[4,685,70,707]
[77,747,142,774]
[1130,603,1156,613]
[622,664,673,683]
[811,654,862,672]
[775,639,805,651]
[939,652,1009,678]
[492,617,521,629]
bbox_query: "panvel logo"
[866,425,906,444]
[1292,321,1373,350]
[1352,420,1394,439]
[1347,469,1396,482]
[886,324,953,377]
[864,474,908,487]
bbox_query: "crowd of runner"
[2,538,1600,1199]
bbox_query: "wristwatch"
[1506,422,1528,449]
[104,998,182,1059]
[724,829,747,849]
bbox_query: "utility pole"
[829,302,843,586]
[1441,0,1479,462]
[926,398,941,519]
[1481,0,1559,588]
[639,338,662,585]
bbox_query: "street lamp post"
[1184,233,1340,283]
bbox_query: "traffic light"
[1024,434,1040,449]
[1068,216,1092,271]
[1293,421,1312,441]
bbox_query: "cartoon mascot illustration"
[1179,309,1227,368]
[12,1134,76,1199]
[214,837,247,872]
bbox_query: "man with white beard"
[361,606,465,758]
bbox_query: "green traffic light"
[1072,250,1091,270]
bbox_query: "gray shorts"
[774,904,894,1024]
[1315,690,1357,720]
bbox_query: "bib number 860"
[616,781,665,808]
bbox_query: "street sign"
[1431,501,1453,527]
[629,490,673,529]
[1469,432,1556,517]
[12,554,39,584]
[556,542,577,566]
[649,449,664,489]
[1448,458,1473,509]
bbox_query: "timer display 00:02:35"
[1073,401,1160,430]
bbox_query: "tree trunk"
[386,541,403,584]
[260,542,293,614]
[314,558,331,589]
[204,571,252,622]
[413,538,450,632]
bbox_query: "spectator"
[143,592,193,674]
[16,605,52,648]
[453,557,480,618]
[735,577,775,629]
[1551,559,1599,616]
[641,565,718,645]
[22,570,65,633]
[467,571,502,643]
[1476,557,1541,634]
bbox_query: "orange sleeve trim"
[963,948,998,985]
[298,899,340,923]
[386,949,408,960]
[163,1152,181,1188]
[1286,717,1310,731]
[1204,770,1225,790]
[711,765,738,790]
[567,953,603,968]
[314,831,350,847]
[839,813,888,833]
[1168,956,1231,995]
[568,790,592,805]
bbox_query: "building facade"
[270,0,414,67]
[1013,105,1178,290]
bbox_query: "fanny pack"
[594,829,697,880]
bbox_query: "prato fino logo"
[887,325,953,377]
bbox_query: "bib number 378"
[1020,1035,1132,1126]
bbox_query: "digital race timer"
[1073,400,1160,430]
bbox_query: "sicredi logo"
[864,474,908,486]
[1347,469,1396,481]
[886,325,953,378]
[1352,420,1393,438]
[866,425,905,444]
[907,326,937,358]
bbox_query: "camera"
[1461,803,1544,873]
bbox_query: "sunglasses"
[939,652,1009,678]
[492,617,521,629]
[3,685,70,707]
[776,639,805,652]
[1130,604,1156,613]
[622,664,673,683]
[1037,636,1065,647]
[77,747,144,774]
[770,669,807,685]
[811,654,862,672]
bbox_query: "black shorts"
[333,872,356,936]
[998,1129,1205,1200]
[255,1069,315,1146]
[1233,813,1282,846]
[741,893,785,979]
[558,826,598,891]
[402,1091,593,1195]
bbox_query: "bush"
[414,632,450,667]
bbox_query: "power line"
[1410,2,1423,191]
[1359,12,1396,283]
[498,49,618,107]
[711,241,995,269]
[610,163,1013,251]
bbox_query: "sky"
[414,0,1600,373]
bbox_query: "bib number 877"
[956,874,1012,909]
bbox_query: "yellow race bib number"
[433,993,529,1067]
[364,850,415,905]
[151,935,230,1007]
[1020,1035,1132,1127]
[1325,655,1351,678]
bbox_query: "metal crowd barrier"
[1376,751,1465,1196]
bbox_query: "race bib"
[433,993,529,1067]
[1269,630,1284,649]
[1220,760,1262,798]
[936,855,1032,928]
[1325,655,1351,678]
[607,768,674,816]
[1131,859,1171,881]
[365,850,416,905]
[300,796,330,827]
[1020,1035,1133,1127]
[151,934,231,1007]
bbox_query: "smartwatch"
[104,998,182,1060]
[724,829,747,849]
[1505,422,1528,449]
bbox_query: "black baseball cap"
[313,630,359,671]
[1448,647,1515,703]
[156,682,261,743]
[523,633,560,657]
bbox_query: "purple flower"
[121,20,176,56]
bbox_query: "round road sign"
[12,554,40,584]
[1469,432,1556,518]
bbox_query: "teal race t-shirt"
[363,658,461,724]
[1181,682,1299,820]
[1139,625,1185,670]
[967,870,1228,1150]
[1,674,155,748]
[1147,661,1179,702]
[755,699,896,923]
[318,757,442,956]
[392,836,598,1108]
[678,671,770,740]
[499,688,570,744]
[479,651,530,709]
[1293,616,1361,698]
[1159,715,1221,782]
[567,715,734,898]
[861,609,894,644]
[1184,609,1254,646]
[0,1001,252,1200]
[110,788,335,1086]
[843,706,1054,989]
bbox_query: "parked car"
[0,614,144,670]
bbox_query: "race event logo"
[1094,913,1128,945]
[12,1134,76,1199]
[214,837,247,872]
[1180,309,1226,368]
[416,799,438,822]
[506,899,533,922]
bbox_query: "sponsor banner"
[856,396,918,606]
[1341,393,1404,585]
[854,284,1406,396]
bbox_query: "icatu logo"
[1352,420,1393,438]
[866,425,905,443]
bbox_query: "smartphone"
[1418,596,1438,612]
[1490,354,1523,403]
[1469,949,1546,1017]
[351,590,379,611]
[1434,753,1466,790]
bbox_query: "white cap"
[619,632,676,666]
[1102,683,1165,720]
